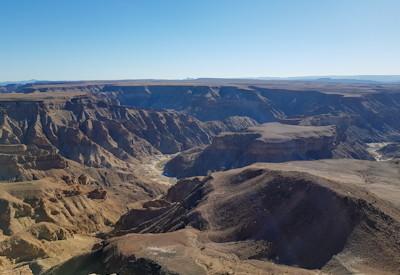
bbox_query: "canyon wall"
[164,123,337,178]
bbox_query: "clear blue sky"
[1,0,399,81]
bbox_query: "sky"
[0,0,399,81]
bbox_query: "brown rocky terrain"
[0,89,259,273]
[0,80,400,274]
[0,92,256,180]
[0,94,200,169]
[164,123,338,178]
[101,83,400,143]
[0,158,175,274]
[108,83,400,166]
[45,228,317,275]
[18,81,400,159]
[48,160,400,274]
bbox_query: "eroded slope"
[164,123,338,178]
[64,160,400,274]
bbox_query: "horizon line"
[2,74,400,84]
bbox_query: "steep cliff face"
[0,96,221,175]
[107,85,279,122]
[104,84,400,142]
[164,123,337,178]
[94,84,400,160]
[9,82,400,151]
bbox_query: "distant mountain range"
[1,75,400,86]
[255,75,400,83]
[0,79,42,86]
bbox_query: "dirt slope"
[109,160,400,274]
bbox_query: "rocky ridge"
[164,123,338,178]
[49,160,400,274]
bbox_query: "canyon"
[0,80,399,274]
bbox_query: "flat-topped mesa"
[164,123,337,178]
[241,123,336,160]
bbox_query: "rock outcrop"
[87,188,107,200]
[0,144,66,181]
[165,123,337,178]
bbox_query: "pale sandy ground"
[136,154,178,186]
[366,142,393,161]
[127,154,177,210]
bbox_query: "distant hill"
[2,76,400,87]
[0,80,42,86]
[256,75,400,83]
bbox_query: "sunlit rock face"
[164,123,337,178]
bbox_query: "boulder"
[87,188,107,200]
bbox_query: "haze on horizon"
[1,0,399,81]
